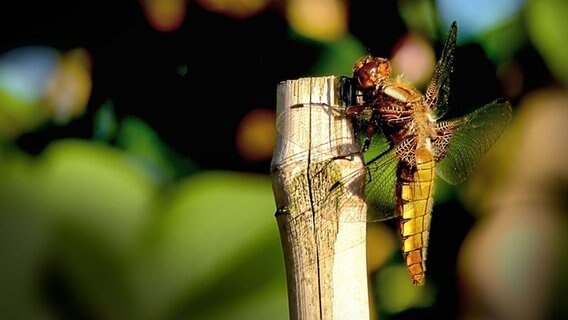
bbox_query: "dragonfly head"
[353,55,391,89]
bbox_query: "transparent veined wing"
[425,21,457,119]
[436,99,513,185]
[272,126,397,264]
[276,125,399,223]
[361,142,399,222]
[323,130,399,223]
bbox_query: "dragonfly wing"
[362,146,399,222]
[293,133,397,223]
[425,21,457,119]
[436,99,513,185]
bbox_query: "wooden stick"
[271,76,369,320]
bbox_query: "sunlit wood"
[271,76,369,319]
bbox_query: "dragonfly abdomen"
[396,147,435,285]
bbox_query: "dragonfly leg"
[345,104,367,116]
[362,121,378,152]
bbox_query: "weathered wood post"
[270,76,370,320]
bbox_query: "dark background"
[5,1,550,173]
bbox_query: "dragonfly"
[275,21,512,285]
[343,21,512,285]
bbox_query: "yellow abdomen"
[397,147,435,285]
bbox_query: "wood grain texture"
[271,76,370,320]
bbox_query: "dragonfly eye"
[377,59,391,78]
[354,61,378,88]
[353,55,373,71]
[353,56,391,89]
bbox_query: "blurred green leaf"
[173,232,287,320]
[33,140,158,317]
[7,140,286,319]
[399,0,439,39]
[116,116,177,184]
[93,99,118,142]
[310,34,368,76]
[434,176,457,204]
[188,277,288,320]
[0,151,53,319]
[39,139,156,254]
[526,0,568,86]
[0,89,48,140]
[129,171,285,319]
[374,264,436,315]
[116,116,197,184]
[478,16,526,66]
